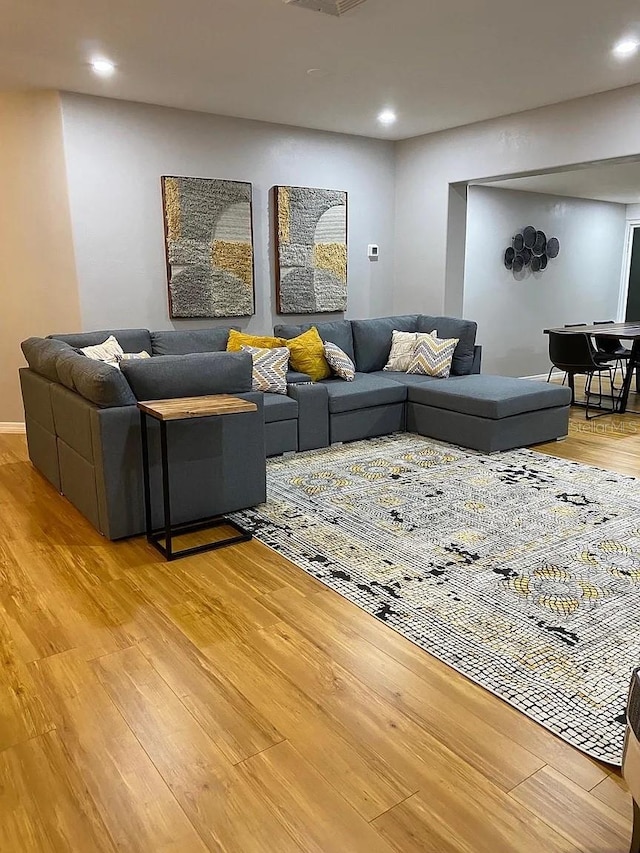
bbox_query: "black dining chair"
[546,324,587,384]
[593,320,632,387]
[548,331,616,419]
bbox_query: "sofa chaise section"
[406,374,572,452]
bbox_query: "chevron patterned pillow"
[241,345,289,395]
[324,341,355,381]
[407,334,459,378]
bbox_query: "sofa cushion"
[262,393,299,423]
[120,351,252,401]
[21,337,74,382]
[55,350,136,407]
[274,320,355,363]
[150,327,237,355]
[49,328,152,355]
[320,373,407,414]
[417,316,477,376]
[407,375,572,419]
[369,370,440,388]
[351,316,419,373]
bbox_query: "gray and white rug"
[234,433,640,764]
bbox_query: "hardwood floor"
[0,404,638,852]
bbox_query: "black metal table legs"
[139,411,252,561]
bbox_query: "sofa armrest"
[287,383,329,451]
[471,345,482,374]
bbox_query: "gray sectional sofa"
[20,315,571,540]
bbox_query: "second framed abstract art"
[274,185,348,314]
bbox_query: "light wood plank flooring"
[1,398,638,852]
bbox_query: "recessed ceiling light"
[90,58,116,76]
[377,109,397,125]
[612,38,639,59]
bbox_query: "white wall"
[463,186,626,377]
[395,83,640,318]
[60,93,396,334]
[0,91,81,423]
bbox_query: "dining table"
[544,322,640,414]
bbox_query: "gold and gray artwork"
[275,186,348,314]
[162,176,255,318]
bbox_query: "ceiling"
[482,160,640,205]
[4,0,640,139]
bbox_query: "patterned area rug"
[233,434,640,764]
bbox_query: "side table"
[138,395,258,561]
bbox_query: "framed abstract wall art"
[274,185,348,314]
[161,176,255,318]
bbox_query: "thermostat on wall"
[368,244,379,260]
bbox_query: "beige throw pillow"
[80,335,124,367]
[120,351,151,361]
[384,331,417,372]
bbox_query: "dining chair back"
[548,331,615,418]
[594,320,626,355]
[546,325,589,383]
[548,331,598,371]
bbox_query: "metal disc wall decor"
[523,226,536,248]
[547,237,560,259]
[504,247,515,268]
[504,227,560,276]
[533,231,547,256]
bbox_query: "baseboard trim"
[0,422,26,434]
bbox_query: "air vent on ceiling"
[283,0,369,16]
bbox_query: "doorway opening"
[620,222,640,321]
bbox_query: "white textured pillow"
[241,345,289,395]
[383,330,417,372]
[80,335,124,367]
[324,341,355,381]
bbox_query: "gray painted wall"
[464,186,626,377]
[60,93,396,334]
[394,83,640,318]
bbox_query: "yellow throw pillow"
[227,330,286,352]
[286,327,331,382]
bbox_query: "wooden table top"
[544,322,640,338]
[137,395,258,421]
